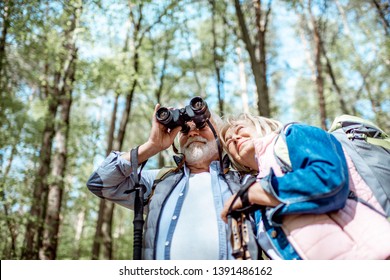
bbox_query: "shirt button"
[179,193,184,196]
[172,215,177,220]
[165,241,170,246]
[271,230,277,238]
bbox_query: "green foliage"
[1,0,389,260]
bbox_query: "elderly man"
[87,100,258,260]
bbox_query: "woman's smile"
[237,138,250,152]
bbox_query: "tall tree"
[21,0,83,259]
[39,0,82,260]
[295,0,328,129]
[307,0,327,129]
[371,0,390,36]
[234,0,272,117]
[22,53,61,259]
[91,1,176,259]
[210,0,226,115]
[0,0,10,90]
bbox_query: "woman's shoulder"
[285,122,323,134]
[284,123,330,146]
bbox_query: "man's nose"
[187,125,199,137]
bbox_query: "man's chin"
[184,147,204,161]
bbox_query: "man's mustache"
[184,136,208,148]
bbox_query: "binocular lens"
[190,97,205,111]
[156,97,209,131]
[156,107,170,121]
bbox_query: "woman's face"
[223,122,258,170]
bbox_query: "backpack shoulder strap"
[329,114,390,150]
[145,166,178,204]
[155,166,177,183]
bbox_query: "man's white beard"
[182,136,218,164]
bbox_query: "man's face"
[179,121,218,164]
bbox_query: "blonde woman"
[220,113,390,260]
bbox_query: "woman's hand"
[221,192,243,223]
[221,182,280,223]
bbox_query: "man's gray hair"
[209,110,223,134]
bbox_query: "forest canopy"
[0,0,389,260]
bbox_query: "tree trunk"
[92,199,115,259]
[39,1,81,260]
[0,144,18,259]
[154,38,170,168]
[92,93,119,260]
[183,28,205,98]
[39,92,73,260]
[74,208,86,259]
[0,0,10,89]
[309,3,327,130]
[321,45,350,115]
[211,0,224,116]
[236,46,250,113]
[22,90,59,259]
[92,33,139,260]
[372,0,390,36]
[234,0,271,117]
[93,56,139,260]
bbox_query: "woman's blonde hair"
[219,113,283,173]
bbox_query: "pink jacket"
[255,135,390,260]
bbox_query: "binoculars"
[156,96,211,133]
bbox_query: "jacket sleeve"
[86,151,159,210]
[261,124,349,225]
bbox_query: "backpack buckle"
[351,133,367,141]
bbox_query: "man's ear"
[173,135,181,154]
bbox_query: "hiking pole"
[127,147,147,260]
[132,182,145,260]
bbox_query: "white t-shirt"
[170,172,219,259]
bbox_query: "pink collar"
[253,132,283,178]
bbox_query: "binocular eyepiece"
[156,97,211,133]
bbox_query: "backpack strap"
[329,114,390,150]
[144,166,178,204]
[123,146,148,195]
[348,190,388,218]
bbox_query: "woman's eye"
[235,126,243,134]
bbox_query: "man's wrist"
[138,141,160,162]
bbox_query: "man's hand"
[146,104,182,152]
[121,104,182,163]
